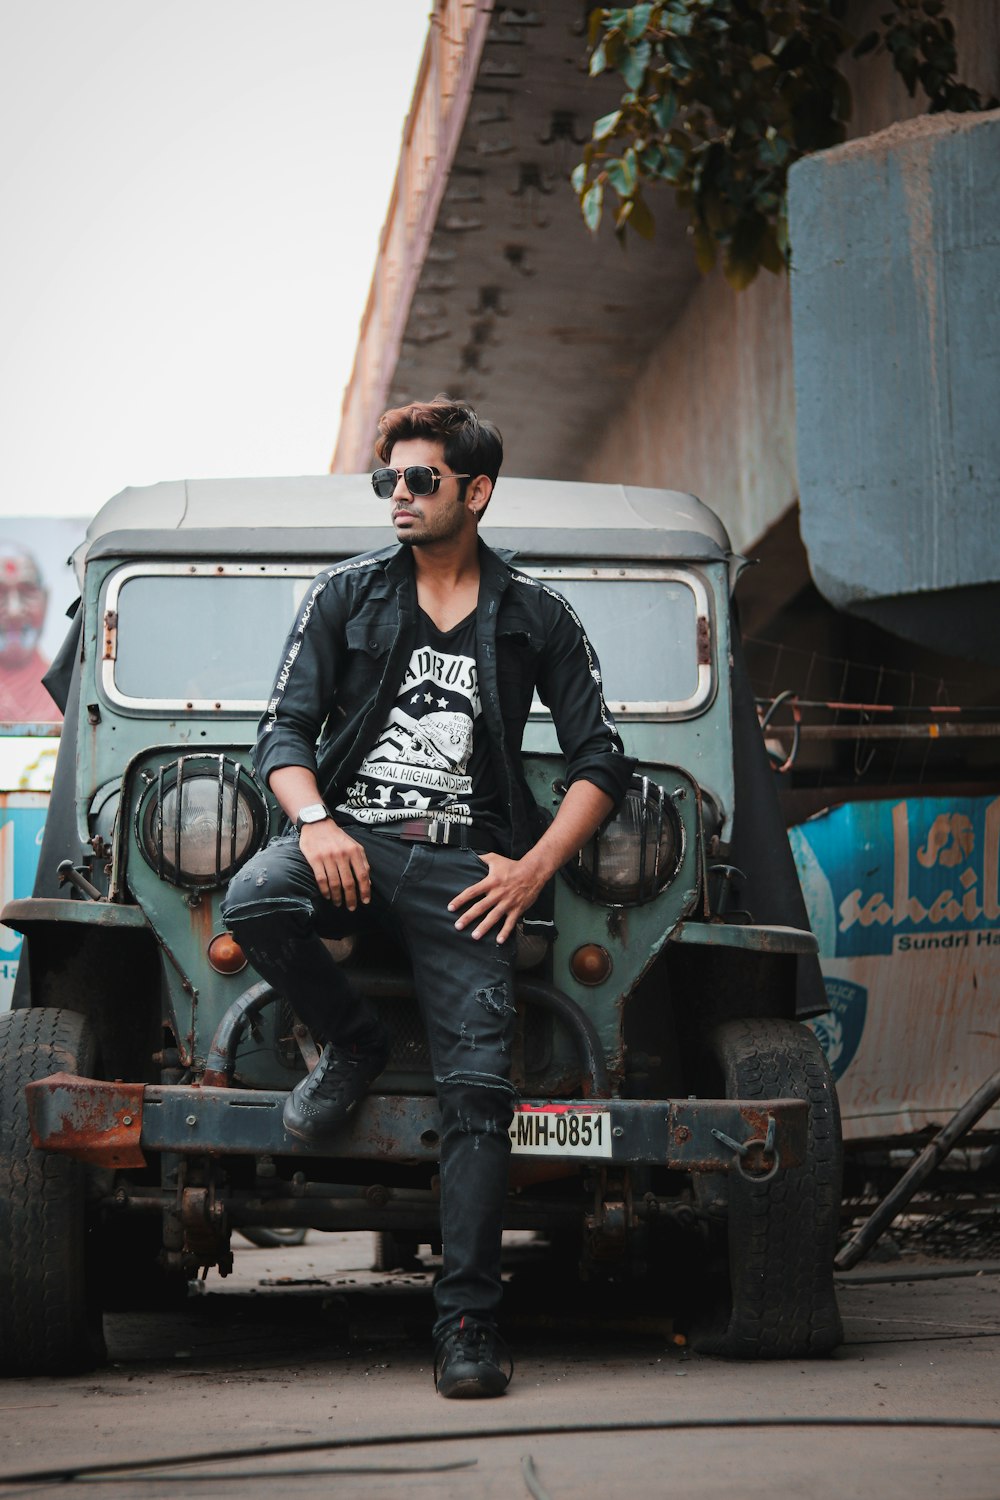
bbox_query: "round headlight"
[563,775,684,908]
[137,755,268,890]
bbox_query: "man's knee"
[221,843,308,925]
[437,1070,517,1144]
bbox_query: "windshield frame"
[99,560,715,720]
[99,562,318,714]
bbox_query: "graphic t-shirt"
[335,608,507,847]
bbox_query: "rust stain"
[26,1073,147,1168]
[187,896,216,953]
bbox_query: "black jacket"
[254,539,635,857]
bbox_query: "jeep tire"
[0,1007,106,1374]
[693,1016,843,1359]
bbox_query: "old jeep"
[0,476,842,1373]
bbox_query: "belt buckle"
[427,817,449,846]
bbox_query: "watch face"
[297,803,329,826]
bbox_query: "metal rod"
[155,763,165,880]
[780,723,1000,741]
[215,754,225,887]
[230,761,241,874]
[56,860,104,902]
[174,756,185,877]
[835,1066,1000,1270]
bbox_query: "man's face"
[385,438,476,549]
[0,549,47,669]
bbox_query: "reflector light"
[207,932,248,975]
[569,944,613,987]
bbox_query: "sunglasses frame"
[370,465,472,499]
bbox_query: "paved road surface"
[1,1233,997,1499]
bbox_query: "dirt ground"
[1,1228,998,1500]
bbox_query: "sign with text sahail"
[789,795,1000,1142]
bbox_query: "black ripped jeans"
[221,826,517,1336]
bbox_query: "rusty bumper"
[26,1072,807,1175]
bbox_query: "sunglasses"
[371,465,471,499]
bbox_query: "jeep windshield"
[526,566,713,718]
[103,564,316,712]
[102,561,712,717]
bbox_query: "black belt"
[376,816,493,853]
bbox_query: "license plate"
[509,1104,613,1158]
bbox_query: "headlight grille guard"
[135,752,268,891]
[563,773,687,909]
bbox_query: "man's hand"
[448,852,547,944]
[299,820,371,909]
[449,780,616,943]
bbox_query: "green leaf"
[571,162,589,195]
[623,3,654,40]
[652,91,678,132]
[627,190,656,238]
[593,109,623,141]
[660,144,688,182]
[757,223,786,274]
[664,9,693,37]
[852,30,879,58]
[621,38,652,90]
[605,153,637,196]
[590,40,607,75]
[666,38,691,75]
[723,250,760,291]
[605,30,625,68]
[582,180,605,232]
[757,135,791,168]
[587,7,607,49]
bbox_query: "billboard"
[0,518,86,726]
[790,795,1000,1141]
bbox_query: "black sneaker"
[434,1318,512,1399]
[282,1035,388,1145]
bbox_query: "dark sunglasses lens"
[371,469,397,498]
[403,466,437,496]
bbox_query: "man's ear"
[468,475,493,518]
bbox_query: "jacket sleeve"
[535,589,636,808]
[252,568,347,789]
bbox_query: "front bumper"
[27,1073,806,1177]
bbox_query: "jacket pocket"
[339,619,394,710]
[345,619,394,659]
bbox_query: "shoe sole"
[436,1372,509,1399]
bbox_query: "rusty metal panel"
[790,793,1000,1141]
[671,920,817,954]
[26,1071,146,1168]
[26,1074,807,1172]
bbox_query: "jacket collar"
[378,536,516,598]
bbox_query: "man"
[0,543,58,723]
[222,398,634,1397]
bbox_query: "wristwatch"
[294,802,331,832]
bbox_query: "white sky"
[0,0,429,519]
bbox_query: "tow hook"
[711,1114,780,1182]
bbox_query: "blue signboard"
[0,796,48,1009]
[789,794,1000,960]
